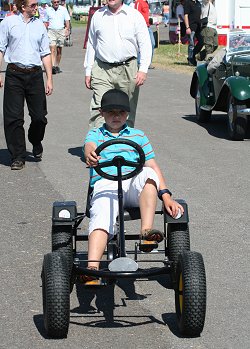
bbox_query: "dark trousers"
[3,66,47,162]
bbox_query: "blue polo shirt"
[84,124,155,186]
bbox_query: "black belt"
[100,57,136,67]
[8,63,41,73]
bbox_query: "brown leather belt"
[100,56,136,67]
[8,63,41,73]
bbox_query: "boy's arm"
[84,141,101,167]
[145,158,184,217]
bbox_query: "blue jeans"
[188,30,203,60]
[138,27,155,64]
[163,13,169,25]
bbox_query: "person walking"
[84,0,151,129]
[46,0,70,74]
[184,0,203,66]
[134,0,155,69]
[176,0,186,39]
[199,0,218,61]
[38,0,49,28]
[0,0,53,170]
[162,1,169,27]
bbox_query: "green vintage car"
[190,31,250,141]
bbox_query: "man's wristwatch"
[158,189,172,200]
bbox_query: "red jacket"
[134,0,149,27]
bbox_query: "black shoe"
[33,143,43,159]
[11,160,25,170]
[56,66,61,73]
[187,57,197,66]
[148,65,155,69]
[52,66,57,74]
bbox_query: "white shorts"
[48,28,65,47]
[89,167,159,237]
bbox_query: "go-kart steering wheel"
[94,139,145,181]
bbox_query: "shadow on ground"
[183,113,231,140]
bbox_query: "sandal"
[78,266,98,283]
[139,229,163,253]
[141,229,163,243]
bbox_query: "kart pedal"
[139,240,158,252]
[84,279,107,287]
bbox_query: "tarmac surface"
[0,26,249,349]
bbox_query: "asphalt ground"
[0,26,249,349]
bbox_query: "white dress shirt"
[47,5,70,30]
[201,2,217,29]
[84,4,151,75]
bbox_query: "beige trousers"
[89,58,139,129]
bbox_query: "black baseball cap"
[101,89,130,112]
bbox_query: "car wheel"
[227,95,247,140]
[42,252,70,338]
[195,84,212,122]
[175,251,206,337]
[167,223,190,283]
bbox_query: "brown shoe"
[11,160,25,170]
[139,229,163,252]
[78,266,98,283]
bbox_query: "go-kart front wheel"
[175,251,206,337]
[42,252,70,338]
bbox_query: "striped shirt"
[84,124,155,186]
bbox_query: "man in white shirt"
[46,0,70,74]
[84,0,151,129]
[199,0,218,61]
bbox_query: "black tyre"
[195,84,212,122]
[227,95,247,140]
[52,228,73,275]
[175,251,206,337]
[42,252,70,338]
[167,223,190,278]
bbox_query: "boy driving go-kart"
[83,89,184,279]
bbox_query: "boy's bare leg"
[88,229,109,270]
[139,179,158,231]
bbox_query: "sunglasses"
[25,2,38,8]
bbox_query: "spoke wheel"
[227,95,247,140]
[195,84,211,123]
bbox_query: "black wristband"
[158,189,172,200]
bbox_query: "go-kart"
[41,139,207,338]
[190,30,250,140]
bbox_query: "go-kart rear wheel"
[195,84,212,123]
[42,252,70,338]
[167,223,190,281]
[227,95,247,141]
[175,251,206,337]
[52,229,73,272]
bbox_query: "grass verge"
[153,42,196,75]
